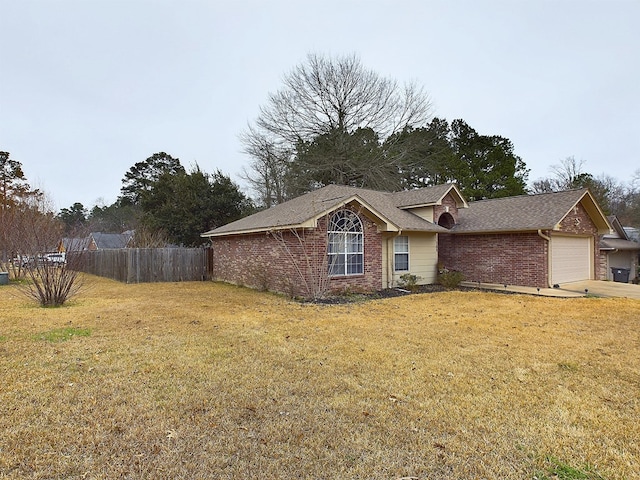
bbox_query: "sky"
[1,0,639,211]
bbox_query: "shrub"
[398,273,421,292]
[21,252,86,307]
[438,268,464,289]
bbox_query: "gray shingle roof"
[600,238,640,251]
[90,232,133,249]
[392,183,466,208]
[61,237,91,251]
[202,184,456,236]
[452,188,595,233]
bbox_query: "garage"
[551,235,592,284]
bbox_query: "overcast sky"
[1,0,638,211]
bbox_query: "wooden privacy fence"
[81,248,209,283]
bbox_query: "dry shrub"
[0,276,638,479]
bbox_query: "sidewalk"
[461,280,640,299]
[461,282,585,298]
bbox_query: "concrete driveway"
[559,280,640,299]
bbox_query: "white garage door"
[551,236,591,284]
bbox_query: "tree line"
[239,53,638,225]
[240,53,530,205]
[58,152,253,246]
[4,53,640,265]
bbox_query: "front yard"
[0,275,638,479]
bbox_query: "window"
[328,210,363,276]
[394,236,409,271]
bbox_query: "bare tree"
[239,126,290,208]
[129,225,171,248]
[549,156,588,189]
[256,53,431,143]
[7,194,87,306]
[269,227,333,300]
[242,53,432,203]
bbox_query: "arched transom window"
[327,210,363,276]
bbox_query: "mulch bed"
[307,283,510,304]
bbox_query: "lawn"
[0,275,638,479]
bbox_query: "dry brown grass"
[0,275,638,479]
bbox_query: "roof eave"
[202,194,403,238]
[201,221,316,238]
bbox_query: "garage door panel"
[551,236,591,284]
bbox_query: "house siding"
[209,210,382,297]
[388,233,438,286]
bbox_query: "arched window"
[327,210,363,276]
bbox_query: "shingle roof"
[202,184,456,237]
[452,188,602,233]
[90,232,133,249]
[61,237,91,251]
[600,238,640,251]
[392,183,467,208]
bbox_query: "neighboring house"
[87,232,134,250]
[624,226,639,243]
[600,216,640,283]
[58,237,92,252]
[202,184,610,296]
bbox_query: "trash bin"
[0,272,8,286]
[611,267,630,283]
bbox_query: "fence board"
[81,248,208,283]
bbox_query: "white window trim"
[327,210,364,277]
[394,235,409,272]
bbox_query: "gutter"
[537,230,552,288]
[387,231,402,289]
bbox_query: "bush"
[398,273,421,292]
[438,268,464,289]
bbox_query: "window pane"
[395,253,409,271]
[328,254,345,275]
[346,233,363,253]
[394,235,408,253]
[347,253,363,275]
[328,233,345,254]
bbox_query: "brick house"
[438,189,610,288]
[202,184,610,297]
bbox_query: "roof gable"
[605,216,628,239]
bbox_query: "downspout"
[537,230,551,287]
[387,231,402,289]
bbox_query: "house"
[202,184,610,297]
[58,237,92,253]
[600,216,640,283]
[438,189,610,288]
[87,232,133,250]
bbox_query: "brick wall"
[439,232,549,287]
[433,193,460,226]
[439,200,601,287]
[209,209,382,297]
